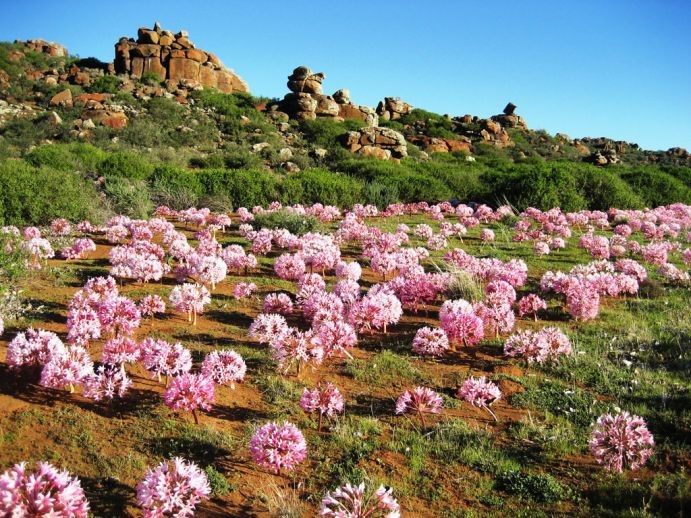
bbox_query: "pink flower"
[439,299,484,346]
[138,294,166,318]
[517,294,547,320]
[83,364,132,401]
[263,292,294,315]
[233,282,257,300]
[169,283,211,325]
[457,376,501,421]
[40,346,93,392]
[164,373,215,424]
[348,291,402,334]
[136,457,210,518]
[533,241,550,256]
[589,411,654,472]
[300,382,345,430]
[395,386,443,427]
[274,253,306,280]
[249,313,289,344]
[7,328,66,369]
[141,338,192,381]
[320,482,400,518]
[412,327,450,356]
[201,350,247,388]
[504,327,571,364]
[480,228,495,242]
[335,261,362,281]
[314,318,357,359]
[0,461,89,517]
[101,336,140,366]
[249,421,307,474]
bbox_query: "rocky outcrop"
[14,39,68,57]
[450,113,514,149]
[376,97,412,121]
[491,102,528,130]
[274,66,378,126]
[341,127,407,160]
[113,22,249,94]
[408,135,472,154]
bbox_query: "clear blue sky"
[2,0,690,151]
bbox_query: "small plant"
[496,470,567,502]
[204,465,231,497]
[0,461,90,517]
[589,411,654,472]
[320,481,400,517]
[252,209,320,235]
[249,421,307,474]
[136,457,210,517]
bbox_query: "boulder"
[50,89,73,107]
[333,89,350,104]
[287,66,325,94]
[113,23,249,94]
[503,102,517,115]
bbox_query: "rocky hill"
[0,22,690,226]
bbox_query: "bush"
[198,168,280,209]
[251,209,319,235]
[103,176,152,219]
[0,159,102,225]
[99,151,154,180]
[87,75,121,94]
[280,168,364,207]
[496,470,568,502]
[619,166,691,207]
[149,166,203,210]
[25,143,105,172]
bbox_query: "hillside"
[0,23,690,227]
[0,22,689,518]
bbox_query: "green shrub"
[25,143,105,172]
[103,176,152,218]
[573,164,644,210]
[363,180,399,208]
[619,166,691,207]
[149,165,203,210]
[0,160,102,225]
[204,465,231,496]
[251,209,319,235]
[198,168,279,209]
[280,168,363,207]
[496,470,568,502]
[87,75,121,94]
[99,151,154,180]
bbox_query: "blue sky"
[2,0,690,151]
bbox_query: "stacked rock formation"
[491,102,528,130]
[376,97,413,121]
[274,66,377,126]
[113,22,248,94]
[341,127,408,160]
[14,39,68,57]
[451,111,514,149]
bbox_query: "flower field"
[0,201,689,516]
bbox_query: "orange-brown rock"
[113,23,249,94]
[74,93,111,104]
[186,49,207,63]
[49,89,73,107]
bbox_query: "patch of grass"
[205,465,232,496]
[344,350,427,387]
[511,380,607,429]
[496,470,569,502]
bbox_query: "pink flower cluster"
[249,421,307,473]
[141,338,192,381]
[439,299,484,346]
[300,381,345,430]
[395,386,443,427]
[589,411,654,472]
[201,350,247,388]
[517,293,548,320]
[0,461,89,517]
[83,364,132,401]
[136,457,210,518]
[320,482,400,518]
[169,283,211,325]
[412,326,450,356]
[233,281,257,300]
[60,238,96,260]
[163,373,215,423]
[504,327,572,364]
[457,376,501,420]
